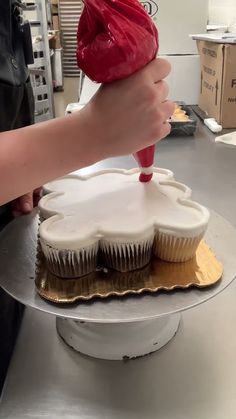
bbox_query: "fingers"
[152,101,175,127]
[128,58,171,88]
[20,192,34,213]
[152,118,172,143]
[155,80,169,103]
[11,189,42,218]
[148,100,174,145]
[86,56,174,160]
[161,100,175,120]
[11,199,21,218]
[11,192,34,218]
[143,58,172,83]
[157,122,171,141]
[33,187,43,207]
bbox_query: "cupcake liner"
[153,231,204,262]
[39,214,46,223]
[41,242,98,278]
[100,238,154,272]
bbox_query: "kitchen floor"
[54,77,80,118]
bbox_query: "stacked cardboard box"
[197,39,236,128]
[49,0,63,90]
[50,0,60,40]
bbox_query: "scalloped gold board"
[35,241,223,304]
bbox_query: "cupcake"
[39,214,99,278]
[100,236,154,272]
[153,231,205,263]
[39,168,209,278]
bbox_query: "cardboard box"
[51,5,58,15]
[159,55,201,105]
[49,31,61,50]
[52,15,59,31]
[140,0,208,55]
[197,40,236,128]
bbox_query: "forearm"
[0,110,100,205]
[0,59,174,206]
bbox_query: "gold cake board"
[35,241,223,304]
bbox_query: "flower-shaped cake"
[39,168,210,278]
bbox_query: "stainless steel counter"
[1,122,236,418]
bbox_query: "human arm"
[0,58,174,206]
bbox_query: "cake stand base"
[56,314,181,360]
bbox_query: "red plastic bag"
[77,0,158,83]
[77,0,159,182]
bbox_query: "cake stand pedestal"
[0,210,235,361]
[56,314,181,360]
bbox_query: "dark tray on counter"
[169,103,198,136]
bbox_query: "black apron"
[0,0,34,393]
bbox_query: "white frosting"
[140,165,153,175]
[39,168,209,250]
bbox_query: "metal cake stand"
[0,210,235,360]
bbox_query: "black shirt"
[0,0,34,393]
[0,0,29,86]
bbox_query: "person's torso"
[0,1,34,228]
[0,0,29,86]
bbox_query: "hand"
[0,58,173,207]
[11,188,42,217]
[82,58,175,160]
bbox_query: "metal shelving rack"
[58,0,83,76]
[23,0,55,122]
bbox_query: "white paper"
[215,132,236,146]
[191,33,236,43]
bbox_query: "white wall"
[208,0,236,26]
[141,0,208,55]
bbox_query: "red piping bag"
[77,0,159,182]
[134,145,155,182]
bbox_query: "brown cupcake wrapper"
[100,238,154,272]
[153,232,204,262]
[39,214,46,223]
[41,242,98,278]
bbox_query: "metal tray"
[169,103,198,136]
